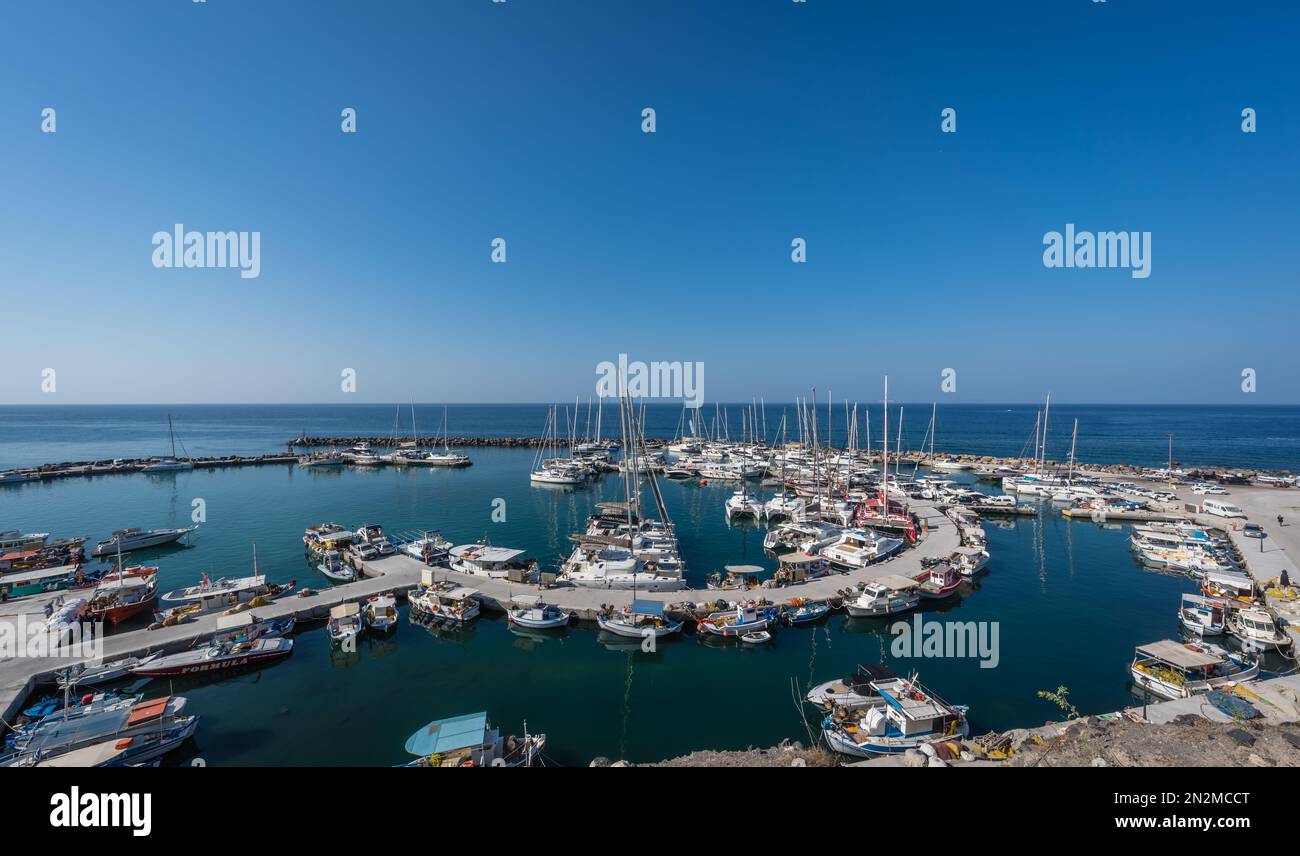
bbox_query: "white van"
[1202,499,1246,519]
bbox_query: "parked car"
[1242,524,1266,539]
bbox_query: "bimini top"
[630,598,665,618]
[405,711,489,756]
[723,565,765,575]
[1136,640,1223,669]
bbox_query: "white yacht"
[821,529,905,570]
[344,442,382,466]
[92,526,196,557]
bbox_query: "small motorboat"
[365,593,399,636]
[740,631,772,644]
[806,664,898,710]
[697,603,779,637]
[507,595,571,629]
[783,599,830,626]
[317,549,356,582]
[1227,607,1293,651]
[596,599,682,639]
[398,711,544,767]
[329,602,365,644]
[56,655,161,689]
[131,638,294,678]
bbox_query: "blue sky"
[1,0,1296,405]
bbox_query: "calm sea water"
[0,405,1293,766]
[0,403,1297,472]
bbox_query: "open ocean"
[0,403,1297,472]
[0,404,1295,765]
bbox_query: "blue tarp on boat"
[404,711,489,755]
[631,599,665,617]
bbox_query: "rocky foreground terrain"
[605,717,1300,767]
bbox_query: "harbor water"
[1,405,1294,765]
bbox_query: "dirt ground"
[1001,715,1300,767]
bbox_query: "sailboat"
[560,390,686,591]
[141,415,193,473]
[426,406,472,467]
[530,406,586,484]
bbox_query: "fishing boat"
[92,526,196,557]
[705,564,765,591]
[161,572,268,605]
[86,575,157,624]
[303,522,355,556]
[209,612,296,645]
[697,602,779,637]
[783,599,830,626]
[844,575,921,617]
[139,415,193,473]
[596,599,682,639]
[365,593,400,635]
[506,594,571,629]
[317,549,356,582]
[399,711,544,767]
[1201,570,1256,602]
[3,695,196,764]
[822,529,905,570]
[329,602,365,644]
[409,585,481,623]
[822,675,969,756]
[448,544,532,579]
[1178,593,1226,637]
[1129,639,1259,700]
[132,637,295,678]
[1226,607,1292,651]
[806,664,899,710]
[951,547,990,577]
[916,561,962,599]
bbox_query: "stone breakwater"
[290,436,585,449]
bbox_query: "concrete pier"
[0,498,960,725]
